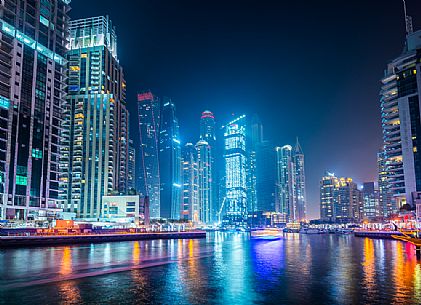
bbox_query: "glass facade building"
[182,143,199,221]
[196,140,213,224]
[137,91,161,218]
[0,0,70,220]
[60,16,129,218]
[159,98,182,219]
[223,115,248,228]
[380,29,421,208]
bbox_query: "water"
[1,232,420,304]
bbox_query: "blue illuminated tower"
[137,91,161,218]
[223,115,248,228]
[159,98,182,219]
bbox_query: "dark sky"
[70,0,421,219]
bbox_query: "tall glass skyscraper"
[60,16,129,218]
[275,140,307,223]
[380,28,421,208]
[199,110,216,223]
[0,0,70,220]
[196,140,213,224]
[223,115,248,227]
[137,91,161,218]
[159,98,182,219]
[182,143,199,221]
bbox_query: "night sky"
[70,0,421,219]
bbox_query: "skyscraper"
[293,139,306,221]
[199,110,217,222]
[320,172,362,223]
[196,140,213,224]
[0,0,70,220]
[182,143,199,221]
[137,91,161,218]
[60,16,128,218]
[127,139,136,192]
[159,98,182,219]
[255,140,276,212]
[362,182,380,220]
[223,115,248,227]
[320,172,337,222]
[276,145,294,222]
[377,149,396,216]
[275,140,307,223]
[380,28,421,208]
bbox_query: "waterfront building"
[320,172,337,222]
[102,194,149,225]
[362,182,381,220]
[320,172,363,223]
[377,149,396,216]
[380,26,421,208]
[159,98,182,219]
[199,110,217,222]
[182,143,199,221]
[60,16,128,219]
[255,140,276,212]
[196,140,213,224]
[0,0,70,220]
[293,139,306,221]
[127,139,136,191]
[223,115,248,227]
[247,114,262,213]
[137,91,161,218]
[275,140,307,223]
[334,177,362,223]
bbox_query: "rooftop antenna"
[402,0,414,35]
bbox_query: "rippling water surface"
[1,232,421,304]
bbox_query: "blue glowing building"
[159,98,182,219]
[223,115,248,228]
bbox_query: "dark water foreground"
[1,232,420,304]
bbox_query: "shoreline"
[0,231,206,247]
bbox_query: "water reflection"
[2,233,421,304]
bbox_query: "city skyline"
[70,0,421,219]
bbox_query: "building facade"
[380,29,421,208]
[0,0,70,220]
[182,143,199,221]
[196,140,213,224]
[275,140,307,223]
[137,91,161,218]
[223,115,248,227]
[60,16,128,218]
[159,98,182,219]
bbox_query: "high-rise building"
[223,115,248,227]
[127,139,136,192]
[255,141,276,212]
[380,28,421,208]
[275,140,307,222]
[159,98,182,219]
[276,145,294,222]
[334,177,361,223]
[137,91,161,218]
[377,149,396,216]
[320,172,337,222]
[182,143,199,221]
[362,182,380,220]
[0,0,70,220]
[200,110,216,145]
[196,140,213,224]
[60,16,128,218]
[320,172,362,223]
[293,139,306,221]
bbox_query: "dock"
[354,230,404,239]
[0,231,206,247]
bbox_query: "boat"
[251,229,283,240]
[299,228,326,234]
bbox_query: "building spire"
[294,137,303,154]
[402,0,413,35]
